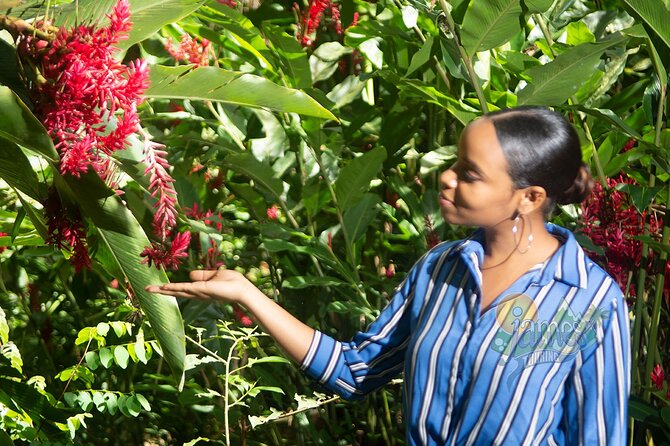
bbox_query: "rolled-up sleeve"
[300,260,422,400]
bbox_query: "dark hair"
[485,106,593,212]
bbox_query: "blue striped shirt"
[301,224,630,445]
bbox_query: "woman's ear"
[517,186,547,215]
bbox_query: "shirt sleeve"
[300,256,425,401]
[563,288,630,445]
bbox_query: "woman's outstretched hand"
[145,269,257,305]
[145,269,315,363]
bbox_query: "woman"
[147,107,630,445]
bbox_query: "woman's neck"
[481,215,559,270]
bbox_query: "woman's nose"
[440,169,458,189]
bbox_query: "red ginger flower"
[266,205,280,220]
[140,129,178,241]
[18,0,148,178]
[140,231,191,270]
[165,34,211,67]
[651,364,665,390]
[424,215,441,249]
[44,190,91,271]
[233,303,253,327]
[295,0,343,47]
[581,175,663,295]
[0,232,7,254]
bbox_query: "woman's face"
[439,118,521,228]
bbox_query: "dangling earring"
[512,214,533,254]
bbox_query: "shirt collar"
[454,223,589,289]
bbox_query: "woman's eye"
[459,169,477,182]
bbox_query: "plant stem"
[0,14,56,41]
[641,81,667,400]
[436,0,488,113]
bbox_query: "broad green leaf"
[0,377,68,423]
[343,193,380,244]
[460,0,523,56]
[282,276,347,289]
[622,0,670,53]
[119,0,206,50]
[518,36,627,106]
[55,0,205,49]
[263,24,312,89]
[196,4,274,72]
[0,142,43,201]
[126,395,142,416]
[60,171,185,385]
[335,147,386,210]
[523,0,554,13]
[615,183,664,213]
[309,42,353,83]
[224,152,283,198]
[146,65,336,120]
[0,86,58,161]
[406,35,434,77]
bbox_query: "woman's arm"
[146,269,314,364]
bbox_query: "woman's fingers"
[189,270,220,281]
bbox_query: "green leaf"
[406,35,434,77]
[622,0,670,53]
[460,0,523,56]
[343,193,380,244]
[615,183,663,212]
[518,36,628,106]
[99,347,114,368]
[126,395,142,417]
[263,24,312,89]
[135,393,152,411]
[0,86,58,162]
[196,4,274,72]
[247,356,291,366]
[281,276,346,289]
[309,41,353,83]
[60,171,185,385]
[114,346,130,369]
[146,65,336,120]
[224,152,283,198]
[523,0,554,13]
[119,0,206,50]
[85,351,100,371]
[0,307,8,345]
[335,147,386,210]
[0,377,68,423]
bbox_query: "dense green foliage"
[0,0,668,444]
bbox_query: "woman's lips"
[439,195,454,207]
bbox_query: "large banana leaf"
[146,65,336,120]
[55,0,205,50]
[58,171,186,386]
[460,0,523,56]
[0,142,43,201]
[0,86,58,162]
[622,0,670,52]
[518,36,627,106]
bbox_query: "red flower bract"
[44,190,91,272]
[651,364,665,391]
[0,232,8,254]
[165,34,211,67]
[581,175,663,295]
[141,231,191,270]
[18,0,148,178]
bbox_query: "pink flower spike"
[651,364,665,390]
[266,205,280,220]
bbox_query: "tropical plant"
[0,0,667,444]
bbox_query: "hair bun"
[556,163,594,205]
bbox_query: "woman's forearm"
[240,289,315,364]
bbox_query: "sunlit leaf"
[460,0,523,56]
[335,147,386,210]
[146,65,336,120]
